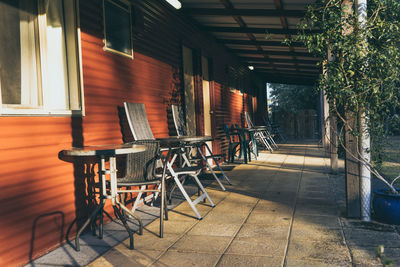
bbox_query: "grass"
[379,136,400,187]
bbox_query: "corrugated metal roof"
[180,0,320,84]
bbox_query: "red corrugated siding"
[212,83,248,158]
[0,0,261,266]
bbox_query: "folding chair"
[263,116,287,142]
[124,102,214,219]
[171,105,232,190]
[245,111,278,152]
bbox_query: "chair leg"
[118,204,144,235]
[160,181,165,238]
[113,205,134,250]
[164,188,169,221]
[196,145,227,191]
[204,143,232,185]
[191,174,215,207]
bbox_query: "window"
[103,0,133,58]
[0,0,83,116]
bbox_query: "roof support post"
[320,90,330,152]
[330,111,338,174]
[326,49,338,174]
[357,0,371,222]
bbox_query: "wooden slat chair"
[245,111,278,152]
[171,105,232,189]
[124,102,214,219]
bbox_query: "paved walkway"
[31,142,400,266]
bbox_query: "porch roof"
[180,0,320,85]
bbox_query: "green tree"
[296,0,400,192]
[269,83,318,114]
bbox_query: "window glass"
[0,0,82,115]
[103,0,133,57]
[45,0,69,110]
[0,0,40,106]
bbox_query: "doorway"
[202,56,213,164]
[182,46,196,136]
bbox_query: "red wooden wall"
[0,0,265,266]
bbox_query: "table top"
[251,126,268,130]
[62,143,147,157]
[235,127,257,132]
[156,135,213,144]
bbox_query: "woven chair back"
[121,140,160,183]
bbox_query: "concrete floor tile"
[212,203,254,216]
[126,233,181,251]
[173,202,213,219]
[225,237,287,257]
[170,235,231,253]
[296,196,336,206]
[295,204,338,216]
[285,258,351,267]
[202,211,248,224]
[187,222,242,237]
[290,226,343,242]
[145,219,195,235]
[286,240,350,262]
[217,254,282,267]
[88,247,163,267]
[164,210,198,222]
[252,202,293,216]
[32,245,111,266]
[246,212,291,226]
[297,191,333,200]
[154,251,220,267]
[237,224,289,240]
[293,215,341,229]
[224,193,259,204]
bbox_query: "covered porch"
[30,142,400,266]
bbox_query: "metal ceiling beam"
[253,64,319,70]
[181,8,306,17]
[263,75,316,85]
[203,26,320,35]
[243,57,319,64]
[219,39,303,47]
[231,49,313,57]
[257,70,319,77]
[218,0,276,70]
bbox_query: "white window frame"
[0,0,85,116]
[102,0,134,59]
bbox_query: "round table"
[61,143,146,251]
[156,135,213,145]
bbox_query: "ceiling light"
[248,65,254,70]
[165,0,182,9]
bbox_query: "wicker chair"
[112,140,168,249]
